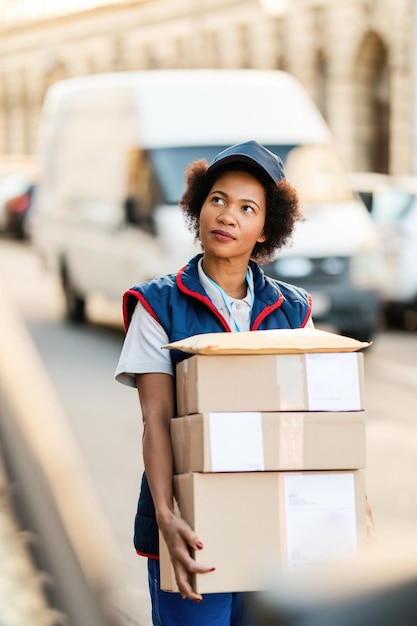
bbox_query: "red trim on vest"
[136,549,159,560]
[251,291,284,330]
[301,293,314,328]
[176,265,232,332]
[123,289,161,332]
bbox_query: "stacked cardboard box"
[160,328,370,593]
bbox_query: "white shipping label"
[208,412,264,471]
[282,473,357,569]
[305,353,361,411]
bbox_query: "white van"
[31,69,383,340]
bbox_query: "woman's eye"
[242,204,255,213]
[212,196,225,206]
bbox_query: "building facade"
[0,0,413,174]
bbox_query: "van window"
[125,148,162,227]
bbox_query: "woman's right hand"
[159,512,215,602]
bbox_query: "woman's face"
[198,169,267,262]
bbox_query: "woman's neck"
[201,256,249,299]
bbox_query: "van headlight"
[273,257,314,278]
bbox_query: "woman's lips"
[212,230,235,242]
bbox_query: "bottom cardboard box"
[160,470,367,594]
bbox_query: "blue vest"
[123,254,312,558]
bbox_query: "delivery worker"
[115,140,315,625]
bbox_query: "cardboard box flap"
[163,328,370,355]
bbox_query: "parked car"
[4,181,35,238]
[349,171,417,330]
[0,155,38,238]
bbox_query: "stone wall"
[0,0,413,174]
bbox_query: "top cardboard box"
[176,351,365,415]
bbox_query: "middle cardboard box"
[171,411,366,473]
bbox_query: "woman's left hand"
[365,497,376,544]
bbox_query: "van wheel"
[62,269,86,323]
[384,303,404,329]
[403,306,417,331]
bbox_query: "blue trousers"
[148,558,249,626]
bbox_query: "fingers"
[180,523,205,552]
[173,554,215,602]
[174,561,202,602]
[160,516,216,602]
[360,498,377,549]
[365,499,377,542]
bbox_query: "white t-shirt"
[114,260,313,387]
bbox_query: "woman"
[115,140,313,625]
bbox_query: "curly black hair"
[179,159,304,263]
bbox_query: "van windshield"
[148,144,354,205]
[148,145,297,205]
[283,145,355,203]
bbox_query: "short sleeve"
[114,301,173,387]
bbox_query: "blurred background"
[0,1,417,625]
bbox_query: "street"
[1,237,417,625]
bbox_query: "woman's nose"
[217,205,237,225]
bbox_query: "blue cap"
[207,140,285,184]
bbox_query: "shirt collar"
[197,258,253,310]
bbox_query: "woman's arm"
[135,372,214,601]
